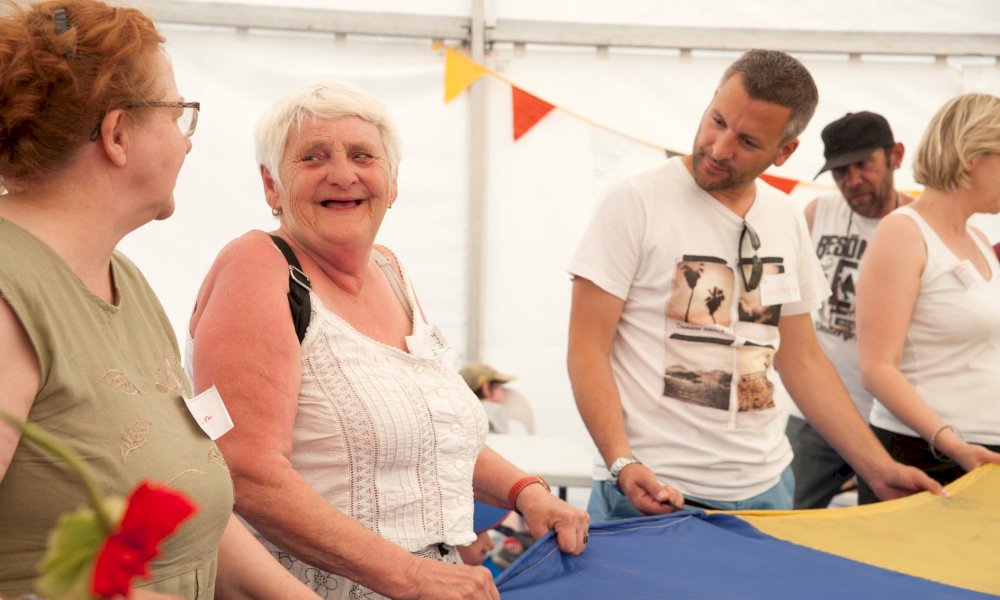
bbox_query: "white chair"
[502,388,535,435]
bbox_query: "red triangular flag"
[759,173,799,195]
[512,87,555,141]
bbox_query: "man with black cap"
[786,111,914,509]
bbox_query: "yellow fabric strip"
[732,464,1000,595]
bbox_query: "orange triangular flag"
[444,48,489,103]
[759,173,799,195]
[512,87,555,141]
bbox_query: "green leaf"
[35,498,124,600]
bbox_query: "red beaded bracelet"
[507,475,551,513]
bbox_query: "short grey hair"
[721,49,819,143]
[255,80,401,191]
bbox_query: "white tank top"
[869,206,1000,444]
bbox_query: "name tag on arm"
[759,272,801,307]
[185,385,235,440]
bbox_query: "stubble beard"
[691,149,758,193]
[844,175,895,218]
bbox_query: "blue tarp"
[494,512,993,599]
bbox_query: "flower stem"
[0,408,115,533]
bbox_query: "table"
[487,433,594,499]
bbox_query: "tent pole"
[465,0,489,362]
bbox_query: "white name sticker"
[185,385,234,440]
[759,272,801,307]
[405,324,452,360]
[953,259,983,289]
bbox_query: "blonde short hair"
[254,80,400,192]
[913,93,1000,192]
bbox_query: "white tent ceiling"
[111,0,1000,446]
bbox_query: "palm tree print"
[705,286,725,324]
[682,264,704,322]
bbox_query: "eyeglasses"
[89,101,200,141]
[739,220,763,292]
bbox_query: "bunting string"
[442,47,922,198]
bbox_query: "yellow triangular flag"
[444,48,490,103]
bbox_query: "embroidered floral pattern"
[120,420,151,462]
[348,582,373,600]
[304,568,339,599]
[102,370,145,395]
[154,348,187,395]
[266,542,453,599]
[207,446,229,471]
[274,551,297,570]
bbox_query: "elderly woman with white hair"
[188,80,589,599]
[856,92,1000,504]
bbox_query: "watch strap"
[608,455,642,486]
[507,475,551,513]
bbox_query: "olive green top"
[0,219,234,598]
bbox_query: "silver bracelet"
[929,424,961,462]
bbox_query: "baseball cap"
[815,111,895,178]
[460,362,515,391]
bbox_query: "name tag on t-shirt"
[185,385,235,440]
[953,259,984,288]
[759,272,801,306]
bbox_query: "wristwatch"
[608,455,642,488]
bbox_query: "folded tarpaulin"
[494,511,995,599]
[737,463,1000,596]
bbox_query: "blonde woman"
[856,93,1000,503]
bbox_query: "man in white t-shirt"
[786,111,914,509]
[567,49,941,518]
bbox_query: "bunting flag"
[512,87,555,141]
[444,48,490,103]
[440,47,924,199]
[759,173,801,195]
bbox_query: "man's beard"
[844,177,894,218]
[691,149,758,192]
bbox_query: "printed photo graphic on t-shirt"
[667,256,732,326]
[816,253,860,341]
[737,344,776,411]
[662,335,733,410]
[738,259,785,326]
[662,336,776,412]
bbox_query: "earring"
[271,207,282,216]
[388,202,394,210]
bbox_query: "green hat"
[460,362,515,391]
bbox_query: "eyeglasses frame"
[89,101,200,141]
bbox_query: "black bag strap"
[268,234,312,343]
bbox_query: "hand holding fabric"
[617,462,685,515]
[515,484,591,554]
[866,461,946,502]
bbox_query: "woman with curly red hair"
[0,1,318,597]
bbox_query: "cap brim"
[473,502,511,533]
[814,146,882,179]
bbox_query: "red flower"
[91,482,197,598]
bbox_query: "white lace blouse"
[287,251,489,552]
